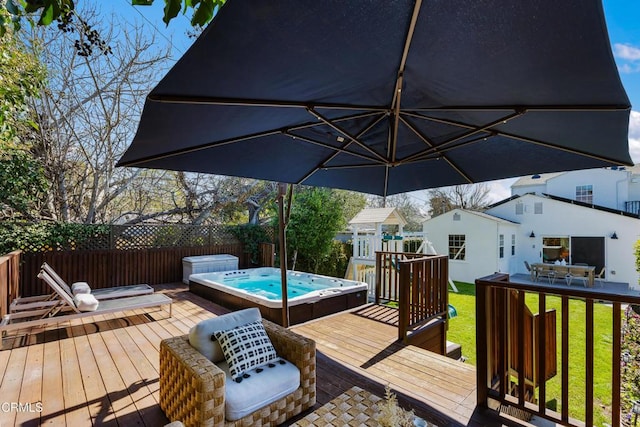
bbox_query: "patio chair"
[160,308,316,427]
[10,262,154,313]
[594,266,606,287]
[552,266,571,285]
[566,266,591,287]
[1,269,172,334]
[524,261,535,281]
[535,265,556,284]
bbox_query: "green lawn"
[447,282,616,426]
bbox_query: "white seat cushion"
[72,282,91,295]
[73,293,99,312]
[188,308,261,362]
[218,357,300,421]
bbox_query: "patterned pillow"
[214,320,278,380]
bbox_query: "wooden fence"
[18,244,245,297]
[259,242,275,267]
[476,273,640,426]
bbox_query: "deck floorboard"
[0,284,499,427]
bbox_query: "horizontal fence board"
[18,244,246,297]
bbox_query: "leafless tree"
[24,5,174,223]
[427,183,491,217]
[368,193,427,231]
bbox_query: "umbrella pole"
[278,183,290,327]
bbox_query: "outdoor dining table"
[532,263,596,287]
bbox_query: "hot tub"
[189,267,368,325]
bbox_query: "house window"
[499,234,504,258]
[542,237,570,263]
[515,202,524,215]
[448,234,466,261]
[511,234,516,256]
[576,185,593,204]
[534,202,543,214]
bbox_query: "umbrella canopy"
[118,0,632,196]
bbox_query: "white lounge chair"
[1,269,172,335]
[10,262,155,313]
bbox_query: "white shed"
[422,209,520,284]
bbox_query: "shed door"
[571,237,605,274]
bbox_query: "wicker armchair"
[159,319,316,427]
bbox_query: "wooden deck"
[0,285,497,427]
[290,304,480,426]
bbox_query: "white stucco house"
[422,165,640,288]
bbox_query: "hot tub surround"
[189,267,368,326]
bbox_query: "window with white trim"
[448,234,466,261]
[511,234,516,256]
[576,185,593,204]
[515,202,524,215]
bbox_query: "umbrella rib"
[288,111,382,132]
[391,0,422,109]
[398,113,475,183]
[401,110,524,163]
[117,128,283,167]
[321,163,384,170]
[407,104,630,112]
[388,0,422,170]
[282,131,385,165]
[306,107,389,163]
[403,111,476,130]
[118,112,385,167]
[493,130,632,164]
[404,128,627,166]
[147,94,388,112]
[295,114,389,186]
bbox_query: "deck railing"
[375,251,449,353]
[374,251,427,303]
[476,273,640,426]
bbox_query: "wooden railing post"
[8,250,21,303]
[398,260,410,342]
[476,279,489,408]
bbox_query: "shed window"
[515,202,524,215]
[448,234,466,261]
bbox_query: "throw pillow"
[214,320,277,380]
[188,308,261,362]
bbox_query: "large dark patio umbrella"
[118,0,632,325]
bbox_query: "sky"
[111,1,640,205]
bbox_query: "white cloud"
[487,178,516,203]
[618,63,636,74]
[614,43,640,61]
[630,110,640,163]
